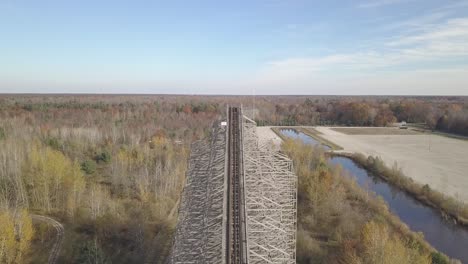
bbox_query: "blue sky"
[1,0,468,95]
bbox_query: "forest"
[253,96,468,136]
[0,94,466,263]
[0,95,221,263]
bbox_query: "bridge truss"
[170,123,226,263]
[242,117,297,264]
[170,110,297,264]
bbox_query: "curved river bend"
[280,128,468,263]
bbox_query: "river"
[280,128,468,263]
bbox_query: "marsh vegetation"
[281,139,454,264]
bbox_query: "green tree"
[431,252,449,264]
[77,239,109,264]
[81,159,97,174]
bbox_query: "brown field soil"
[332,127,420,135]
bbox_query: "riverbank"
[272,127,468,262]
[281,139,453,263]
[271,126,343,150]
[332,152,468,227]
[329,155,468,263]
[314,126,468,204]
[272,126,468,225]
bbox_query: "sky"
[1,0,468,95]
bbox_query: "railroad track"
[226,107,247,264]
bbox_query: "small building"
[221,121,227,126]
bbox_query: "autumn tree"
[23,144,85,216]
[0,209,34,263]
[346,220,431,264]
[16,209,34,262]
[0,210,16,263]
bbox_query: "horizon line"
[0,93,467,97]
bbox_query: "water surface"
[280,128,468,263]
[280,128,331,150]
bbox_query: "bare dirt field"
[256,126,282,151]
[332,127,420,135]
[314,127,468,203]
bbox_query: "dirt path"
[168,197,180,220]
[256,126,282,151]
[31,215,64,264]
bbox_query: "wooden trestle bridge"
[170,106,297,264]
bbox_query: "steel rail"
[226,107,247,264]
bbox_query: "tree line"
[255,97,468,136]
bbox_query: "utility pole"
[252,87,256,121]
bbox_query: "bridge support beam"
[170,108,297,264]
[242,117,297,264]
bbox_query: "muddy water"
[280,128,468,263]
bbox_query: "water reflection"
[279,128,468,263]
[280,129,331,150]
[330,157,468,263]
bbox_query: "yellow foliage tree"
[359,220,431,264]
[0,209,35,264]
[0,210,16,263]
[24,144,85,216]
[65,161,86,217]
[16,209,34,262]
[117,147,145,171]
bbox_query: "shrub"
[431,252,449,264]
[76,239,109,264]
[422,184,431,195]
[81,159,97,174]
[45,137,62,150]
[0,127,5,140]
[296,231,325,263]
[95,151,111,163]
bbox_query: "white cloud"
[358,0,412,8]
[247,67,468,95]
[381,11,450,32]
[378,1,468,33]
[250,15,468,95]
[259,17,468,80]
[388,18,468,46]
